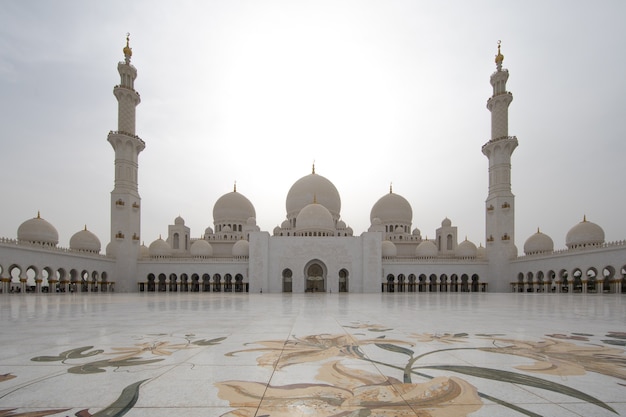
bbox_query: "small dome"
[394,226,404,234]
[372,217,382,225]
[295,202,335,235]
[456,239,477,258]
[477,244,486,259]
[246,217,257,226]
[415,240,438,258]
[69,226,101,253]
[213,190,256,224]
[412,228,421,236]
[382,240,397,257]
[273,226,282,235]
[17,213,59,245]
[174,215,185,226]
[190,239,213,257]
[149,237,171,257]
[222,225,232,233]
[139,243,149,259]
[337,220,346,229]
[205,226,214,235]
[281,219,290,229]
[232,239,249,257]
[370,192,412,225]
[441,217,452,227]
[106,241,117,258]
[286,170,341,221]
[566,217,605,249]
[346,226,353,235]
[524,229,554,255]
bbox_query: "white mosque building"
[1,39,625,295]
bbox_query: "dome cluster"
[522,216,605,255]
[274,167,353,237]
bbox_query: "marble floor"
[0,292,625,417]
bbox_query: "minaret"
[482,42,518,285]
[107,34,145,292]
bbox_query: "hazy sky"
[1,1,625,252]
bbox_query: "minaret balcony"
[115,232,125,240]
[132,233,140,241]
[501,202,510,209]
[115,199,125,207]
[132,202,140,209]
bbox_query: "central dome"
[213,190,256,223]
[370,191,412,224]
[295,203,335,235]
[286,169,341,221]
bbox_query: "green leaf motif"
[375,343,414,357]
[192,337,227,346]
[31,346,104,362]
[79,379,148,417]
[418,365,617,414]
[68,358,164,374]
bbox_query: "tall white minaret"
[107,34,145,292]
[482,42,518,290]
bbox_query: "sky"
[1,1,625,253]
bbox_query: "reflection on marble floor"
[0,293,624,416]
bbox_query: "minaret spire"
[482,41,518,268]
[107,34,145,292]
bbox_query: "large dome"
[17,213,59,245]
[286,169,341,221]
[190,239,213,257]
[382,240,397,257]
[213,190,256,223]
[456,239,477,258]
[295,203,335,235]
[69,226,101,253]
[566,217,605,249]
[524,229,554,255]
[149,237,171,258]
[370,191,412,225]
[232,239,250,257]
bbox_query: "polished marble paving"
[0,292,625,416]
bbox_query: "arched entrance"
[338,269,349,293]
[304,260,326,293]
[282,269,293,293]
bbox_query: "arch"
[408,274,416,292]
[191,273,200,292]
[158,273,167,292]
[471,274,479,292]
[397,274,406,292]
[304,260,326,293]
[385,274,395,293]
[338,269,349,293]
[461,274,469,292]
[429,274,437,292]
[173,233,180,250]
[235,274,244,292]
[224,274,233,292]
[147,273,156,292]
[213,274,222,292]
[180,273,189,292]
[602,266,614,293]
[446,234,453,250]
[572,268,583,293]
[439,274,448,292]
[559,269,569,293]
[169,273,178,292]
[418,274,427,292]
[202,273,210,292]
[450,274,459,292]
[586,267,598,293]
[282,268,293,293]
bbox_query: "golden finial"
[312,160,316,174]
[583,214,587,222]
[123,33,132,62]
[36,211,41,219]
[234,181,237,192]
[389,182,393,194]
[495,40,504,68]
[84,225,87,231]
[159,234,162,240]
[537,227,540,233]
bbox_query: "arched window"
[173,233,180,249]
[446,234,453,250]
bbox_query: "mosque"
[1,38,625,295]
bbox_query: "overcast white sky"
[1,1,625,252]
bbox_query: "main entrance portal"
[305,261,326,292]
